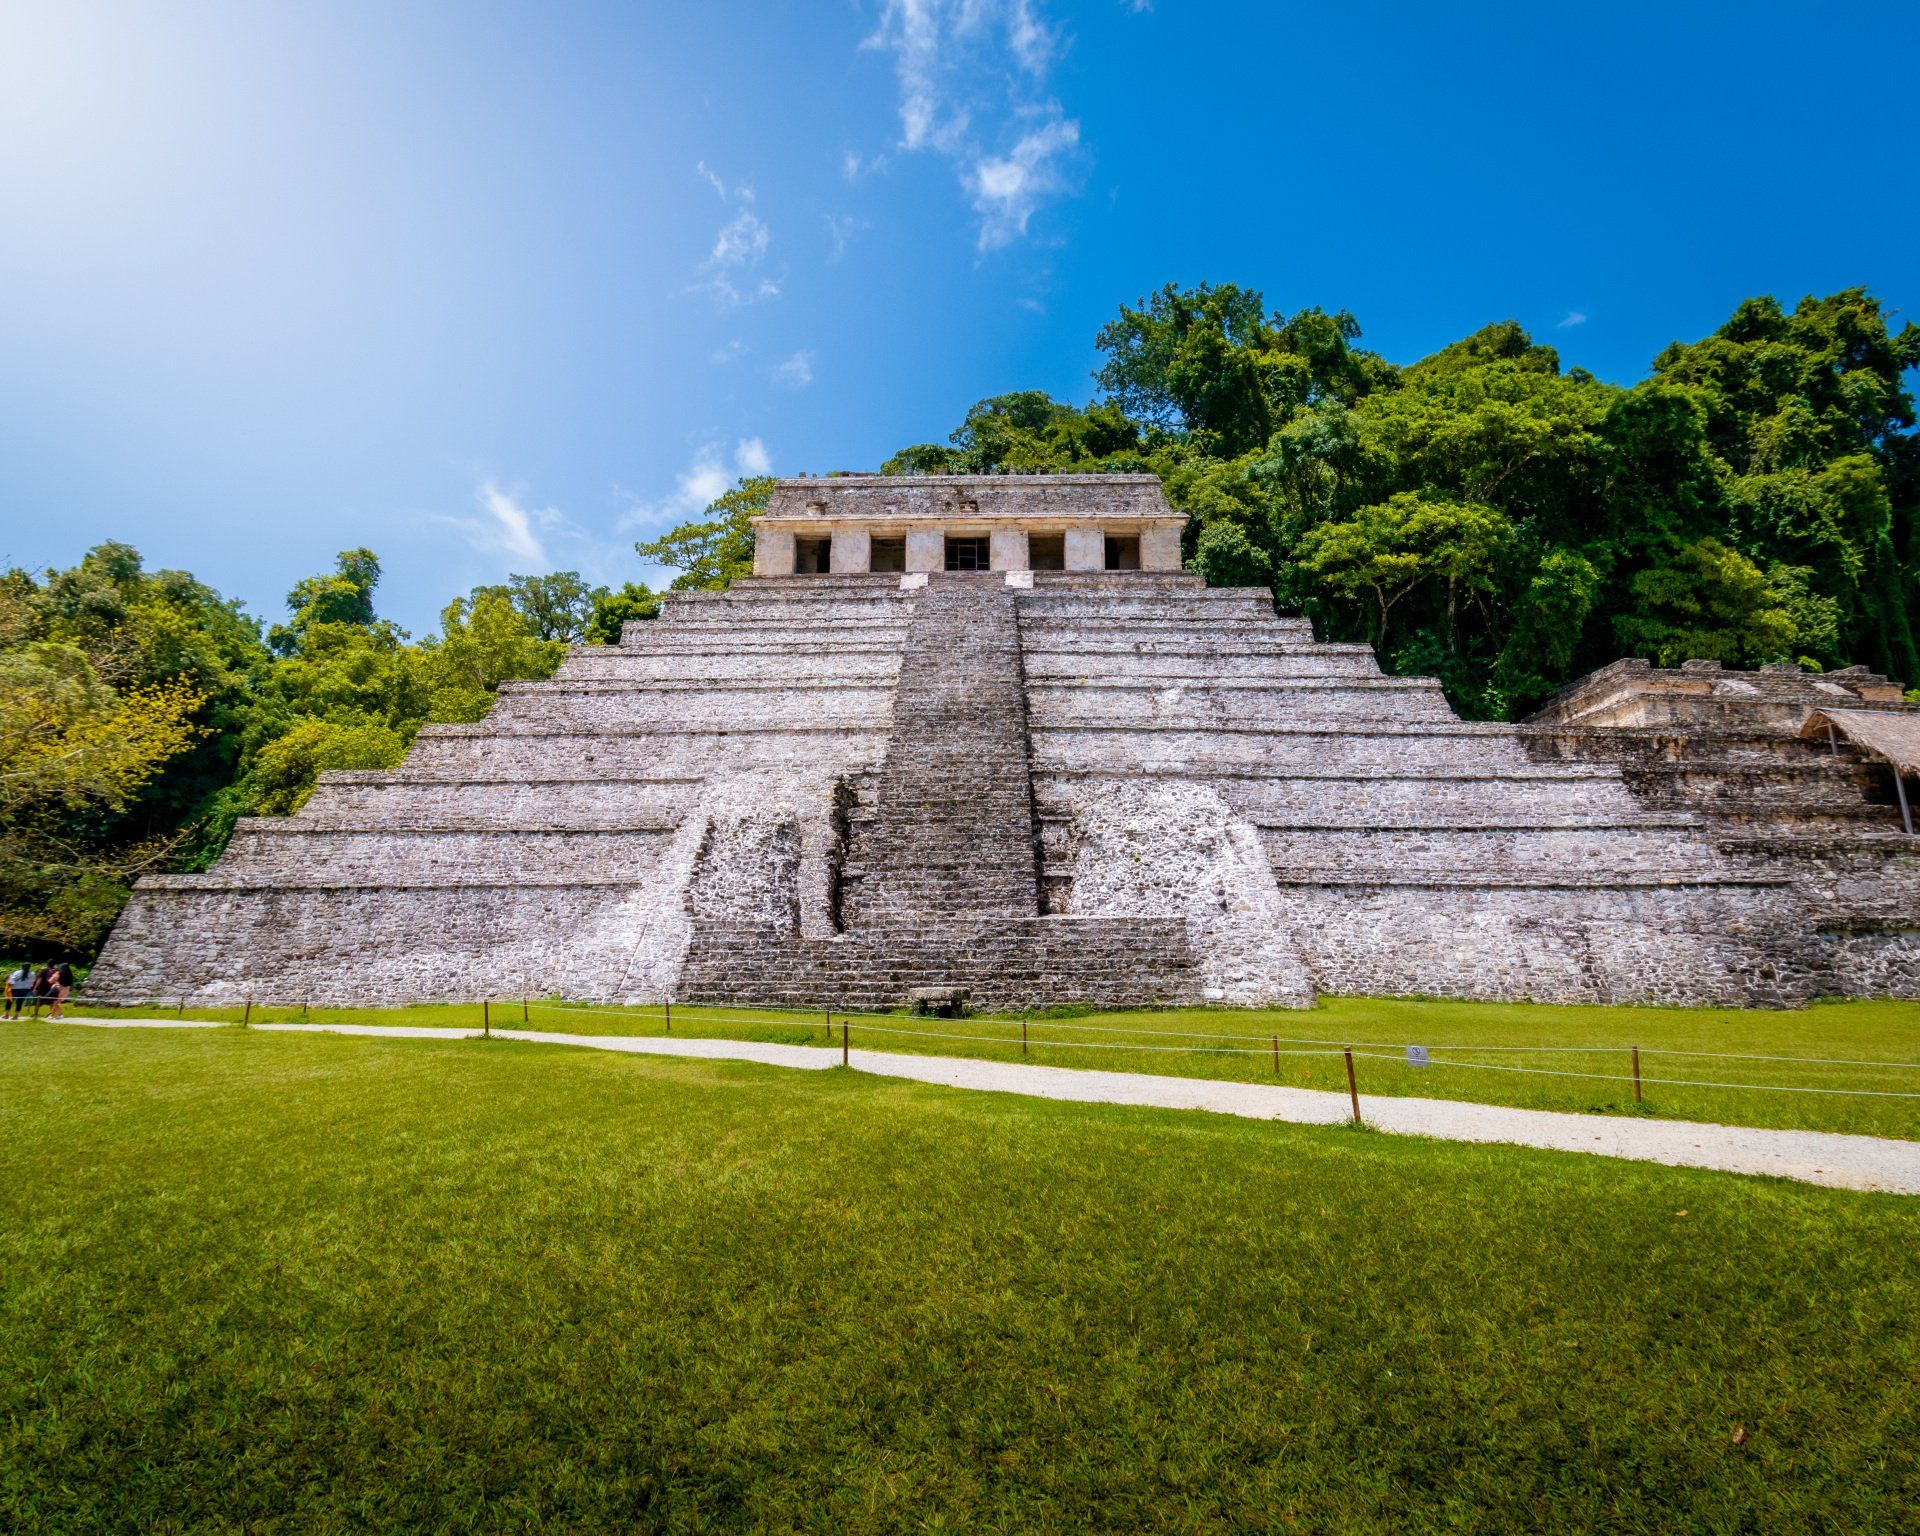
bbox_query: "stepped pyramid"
[89,476,1920,1008]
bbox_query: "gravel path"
[65,1018,1920,1194]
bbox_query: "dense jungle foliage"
[654,285,1920,718]
[5,284,1915,958]
[0,553,658,954]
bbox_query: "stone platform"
[87,568,1920,1009]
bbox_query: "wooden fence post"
[1344,1047,1362,1125]
[483,1000,491,1039]
[243,999,252,1026]
[1632,1045,1642,1103]
[664,997,672,1033]
[842,1019,849,1067]
[1272,1035,1279,1075]
[1021,1019,1028,1056]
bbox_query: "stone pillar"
[830,526,871,574]
[754,525,795,577]
[905,526,944,573]
[1140,522,1183,572]
[1064,525,1105,572]
[990,525,1029,572]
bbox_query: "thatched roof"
[1801,709,1920,777]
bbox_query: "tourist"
[49,961,73,1020]
[3,961,32,1019]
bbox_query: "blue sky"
[3,0,1916,634]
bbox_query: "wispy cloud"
[434,481,574,571]
[825,212,869,260]
[692,164,781,307]
[772,350,815,388]
[1557,310,1588,328]
[969,116,1079,250]
[710,338,747,365]
[860,1,1085,251]
[620,439,773,534]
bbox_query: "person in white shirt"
[3,963,33,1020]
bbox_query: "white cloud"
[710,338,747,365]
[432,481,575,571]
[1005,0,1053,72]
[1558,310,1588,328]
[825,212,869,259]
[711,208,769,267]
[860,1,1084,249]
[620,440,773,534]
[968,115,1079,250]
[772,350,815,388]
[692,165,781,306]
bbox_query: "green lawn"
[2,1026,1916,1533]
[63,991,1920,1140]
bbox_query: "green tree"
[1614,538,1797,666]
[11,543,274,881]
[1494,548,1604,701]
[1296,493,1512,650]
[270,548,381,654]
[422,592,566,723]
[636,476,771,590]
[471,571,606,643]
[1652,289,1920,679]
[1094,285,1393,457]
[0,643,202,952]
[585,582,660,643]
[246,719,408,817]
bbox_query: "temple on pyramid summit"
[88,474,1920,1010]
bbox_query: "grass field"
[2,1024,1916,1533]
[59,992,1920,1140]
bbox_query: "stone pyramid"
[88,476,1920,1009]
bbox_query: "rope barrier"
[847,1020,1320,1055]
[1346,1049,1920,1098]
[64,997,1920,1099]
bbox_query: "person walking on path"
[3,962,32,1019]
[48,961,73,1020]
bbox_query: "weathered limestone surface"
[88,554,1920,1008]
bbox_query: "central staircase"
[676,575,1200,1011]
[843,576,1043,922]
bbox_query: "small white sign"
[1406,1044,1429,1068]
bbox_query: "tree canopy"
[643,283,1916,722]
[1,547,658,956]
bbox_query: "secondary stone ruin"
[88,475,1920,1009]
